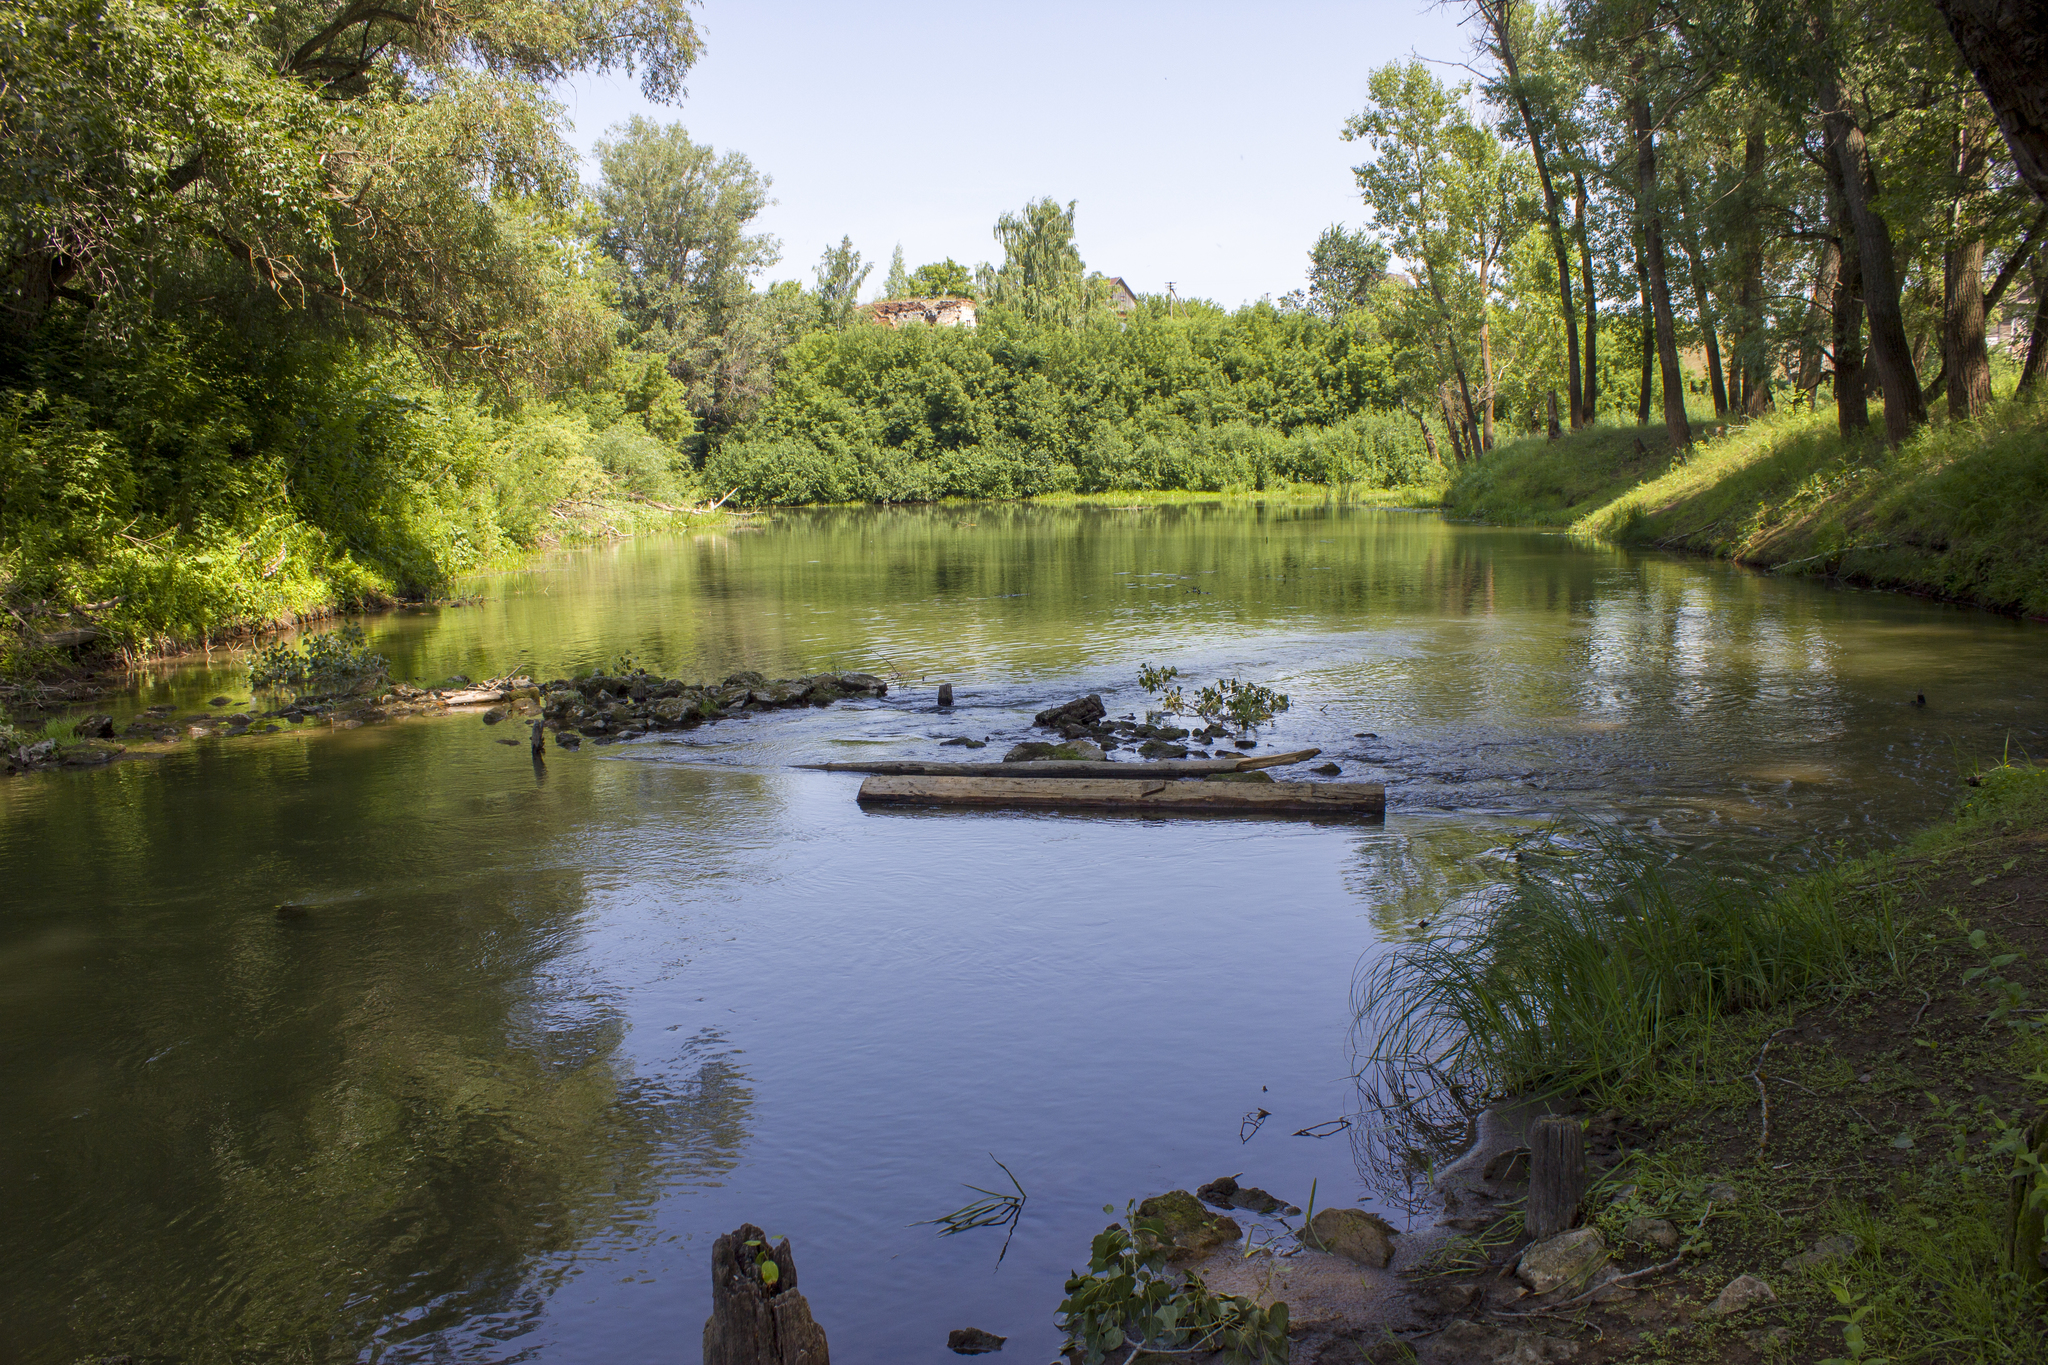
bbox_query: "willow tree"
[991,198,1093,328]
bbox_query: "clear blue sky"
[554,0,1474,307]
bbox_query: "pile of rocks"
[1024,693,1239,761]
[531,669,888,748]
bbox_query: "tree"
[992,198,1091,327]
[814,236,871,329]
[884,245,911,300]
[1300,226,1390,317]
[0,0,700,378]
[594,120,779,337]
[909,259,974,297]
[1932,0,2048,204]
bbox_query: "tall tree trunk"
[1635,243,1655,425]
[1737,122,1773,414]
[1944,235,1992,416]
[1574,169,1599,419]
[1485,0,1585,427]
[1797,236,1842,396]
[1813,2,1925,443]
[1630,73,1693,449]
[1931,0,2048,205]
[1441,385,1468,461]
[1673,165,1730,416]
[1479,316,1496,451]
[1824,152,1871,434]
[1425,270,1486,455]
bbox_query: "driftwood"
[1526,1117,1586,1239]
[703,1224,829,1365]
[799,748,1323,780]
[855,774,1384,815]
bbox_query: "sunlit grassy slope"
[1444,396,2048,616]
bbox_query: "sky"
[553,0,1477,308]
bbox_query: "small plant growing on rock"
[249,624,388,698]
[1136,664,1290,734]
[1056,1202,1288,1364]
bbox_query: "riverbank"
[1355,762,2048,1364]
[1442,399,2048,617]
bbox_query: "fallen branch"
[1753,1027,1792,1152]
[1495,1253,1687,1318]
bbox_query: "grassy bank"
[1361,765,2048,1361]
[1443,396,2048,616]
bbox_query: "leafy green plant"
[1056,1203,1288,1365]
[248,623,388,698]
[1194,679,1291,733]
[1817,1282,1890,1365]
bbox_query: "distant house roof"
[1104,276,1139,312]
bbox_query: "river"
[4,501,2045,1362]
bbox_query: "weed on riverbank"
[1361,766,2048,1362]
[1443,396,2048,616]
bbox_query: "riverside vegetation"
[1355,763,2048,1363]
[12,0,2047,690]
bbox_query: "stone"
[946,1327,1004,1354]
[1050,740,1104,761]
[1743,1326,1791,1351]
[1313,762,1341,775]
[1307,1208,1397,1267]
[1782,1233,1860,1272]
[1196,1176,1299,1216]
[1137,740,1188,760]
[209,696,230,706]
[1234,738,1258,749]
[483,707,507,725]
[939,737,986,748]
[1701,1273,1776,1318]
[1034,694,1105,728]
[835,671,888,696]
[75,714,116,739]
[1133,1190,1241,1263]
[1623,1217,1679,1250]
[1002,742,1058,763]
[59,740,123,766]
[1703,1182,1740,1204]
[1515,1228,1606,1296]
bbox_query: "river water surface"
[5,503,2047,1363]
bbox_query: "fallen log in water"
[855,774,1384,816]
[797,748,1322,779]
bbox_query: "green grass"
[1361,765,2048,1363]
[1444,392,2048,616]
[1026,481,1447,508]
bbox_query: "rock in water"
[702,1223,830,1365]
[1052,740,1104,762]
[1306,1208,1397,1267]
[946,1327,1004,1354]
[1133,1191,1241,1263]
[1702,1274,1776,1318]
[76,714,116,739]
[1515,1228,1607,1295]
[1033,695,1105,729]
[1002,742,1058,763]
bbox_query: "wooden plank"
[1526,1117,1586,1239]
[798,758,1244,778]
[796,748,1321,779]
[855,774,1384,815]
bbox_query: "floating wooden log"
[855,774,1383,815]
[797,748,1322,780]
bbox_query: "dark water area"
[5,502,2047,1362]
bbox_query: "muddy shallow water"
[4,502,2046,1363]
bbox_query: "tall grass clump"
[1355,826,1901,1104]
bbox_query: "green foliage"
[991,197,1095,328]
[1056,1205,1289,1365]
[1282,225,1391,318]
[814,236,872,330]
[710,306,1438,504]
[1192,679,1291,733]
[247,623,387,698]
[909,259,974,297]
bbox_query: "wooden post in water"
[704,1224,830,1365]
[1526,1117,1585,1240]
[529,719,546,756]
[937,682,954,707]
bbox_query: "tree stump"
[937,683,954,707]
[704,1224,830,1365]
[1526,1116,1585,1240]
